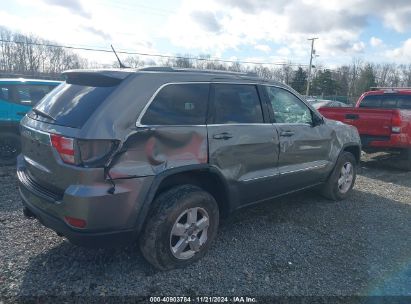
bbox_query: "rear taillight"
[391,112,402,134]
[50,134,76,164]
[50,134,118,167]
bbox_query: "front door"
[207,83,280,207]
[264,86,333,193]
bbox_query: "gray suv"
[17,67,361,269]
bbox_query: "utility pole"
[306,37,318,97]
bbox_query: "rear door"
[207,83,280,206]
[264,86,332,192]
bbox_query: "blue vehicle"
[0,78,61,165]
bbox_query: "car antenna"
[111,44,128,68]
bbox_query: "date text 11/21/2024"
[149,296,257,303]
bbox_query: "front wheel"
[321,152,357,201]
[0,132,21,166]
[139,185,219,270]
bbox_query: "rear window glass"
[141,83,209,125]
[360,94,411,109]
[30,83,117,128]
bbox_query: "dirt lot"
[0,154,410,298]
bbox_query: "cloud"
[370,37,383,47]
[284,4,367,34]
[277,47,290,57]
[382,8,411,32]
[385,38,411,62]
[254,44,271,52]
[43,0,90,18]
[352,41,366,53]
[218,0,289,13]
[80,25,111,41]
[190,11,221,32]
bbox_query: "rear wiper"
[32,108,56,121]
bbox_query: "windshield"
[29,83,117,128]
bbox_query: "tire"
[139,185,219,270]
[321,152,357,201]
[0,132,21,166]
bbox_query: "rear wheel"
[0,132,20,166]
[139,185,219,270]
[321,152,357,201]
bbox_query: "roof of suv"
[63,67,283,85]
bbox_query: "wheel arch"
[135,165,231,235]
[342,143,361,165]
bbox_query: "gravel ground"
[0,154,410,299]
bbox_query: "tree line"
[1,27,411,103]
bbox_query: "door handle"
[345,113,359,120]
[280,130,295,137]
[213,132,233,140]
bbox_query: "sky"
[1,0,411,68]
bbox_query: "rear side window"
[359,95,382,108]
[0,86,11,102]
[31,83,117,128]
[212,84,263,124]
[141,83,209,125]
[16,84,56,106]
[397,95,411,109]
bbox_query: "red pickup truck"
[318,88,411,169]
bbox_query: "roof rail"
[139,67,175,72]
[138,66,259,77]
[370,87,411,91]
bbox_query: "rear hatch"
[20,71,128,193]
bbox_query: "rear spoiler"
[62,70,133,87]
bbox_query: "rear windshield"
[29,83,117,128]
[359,94,411,110]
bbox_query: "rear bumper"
[21,193,136,248]
[17,155,154,248]
[362,134,410,150]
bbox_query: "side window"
[265,86,312,124]
[359,95,382,108]
[397,95,411,109]
[15,84,54,106]
[212,84,263,124]
[141,83,209,125]
[0,86,11,102]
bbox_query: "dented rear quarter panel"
[108,126,208,178]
